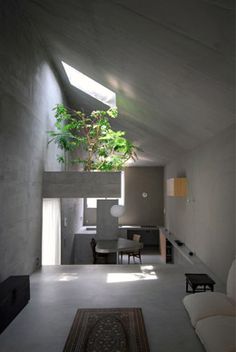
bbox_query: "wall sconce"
[110,205,125,217]
[142,192,148,198]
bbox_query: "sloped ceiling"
[21,0,235,165]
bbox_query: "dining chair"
[120,234,142,264]
[90,238,108,264]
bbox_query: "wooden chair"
[90,238,108,264]
[120,234,142,264]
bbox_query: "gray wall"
[164,126,235,284]
[61,198,83,264]
[84,167,164,226]
[84,203,97,226]
[96,199,118,240]
[43,171,121,198]
[121,167,164,226]
[21,0,235,166]
[0,1,64,280]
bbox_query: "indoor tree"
[47,104,138,171]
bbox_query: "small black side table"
[185,273,215,293]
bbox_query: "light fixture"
[142,192,148,198]
[110,205,125,217]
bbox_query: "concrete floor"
[0,262,221,352]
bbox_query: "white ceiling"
[22,0,235,165]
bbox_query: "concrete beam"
[43,171,121,198]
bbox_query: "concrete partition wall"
[97,200,119,240]
[61,198,84,264]
[0,2,64,280]
[164,126,235,284]
[84,167,164,226]
[121,167,164,226]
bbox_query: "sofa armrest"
[183,292,235,327]
[196,315,236,352]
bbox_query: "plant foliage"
[48,104,138,171]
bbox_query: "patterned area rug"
[63,308,150,352]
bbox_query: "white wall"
[165,126,235,283]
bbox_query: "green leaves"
[106,107,118,118]
[47,104,138,171]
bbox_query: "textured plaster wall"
[0,1,64,280]
[164,126,235,283]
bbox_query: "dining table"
[95,237,143,264]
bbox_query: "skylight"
[62,61,116,107]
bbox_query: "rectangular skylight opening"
[62,61,116,107]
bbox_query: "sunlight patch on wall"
[106,74,136,99]
[62,61,116,107]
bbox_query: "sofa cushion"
[183,292,235,327]
[196,315,236,352]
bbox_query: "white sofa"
[196,315,236,352]
[183,259,236,352]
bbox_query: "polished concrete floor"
[0,263,223,352]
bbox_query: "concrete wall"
[61,198,83,264]
[74,233,94,264]
[0,1,64,280]
[121,167,164,226]
[164,126,235,283]
[84,203,97,226]
[43,171,121,198]
[96,199,118,240]
[84,167,164,226]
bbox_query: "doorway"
[42,198,61,265]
